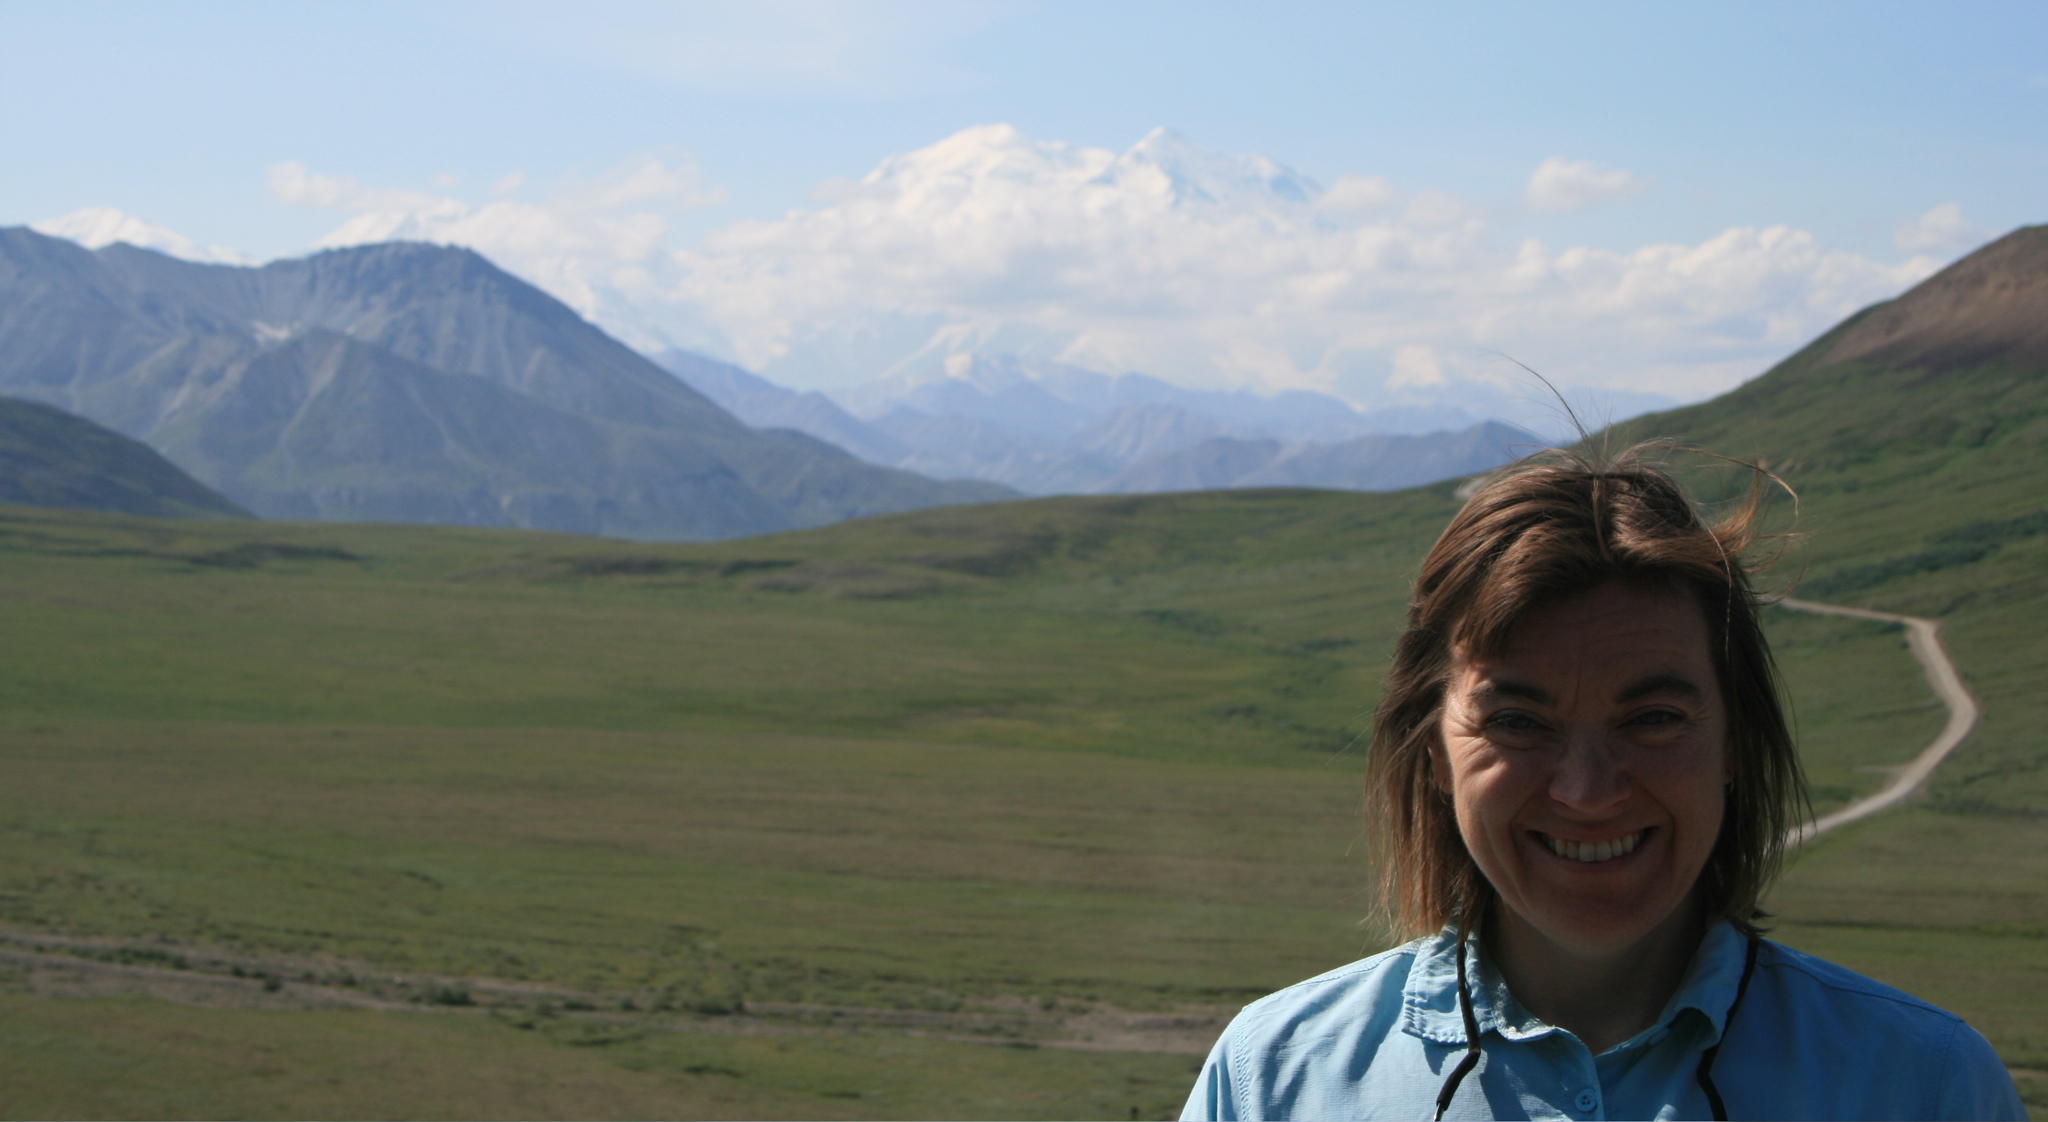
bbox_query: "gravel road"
[1778,598,1980,844]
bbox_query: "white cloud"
[31,207,249,265]
[1523,157,1647,214]
[1892,202,1986,256]
[274,126,1946,415]
[1317,174,1397,215]
[466,0,1006,100]
[269,162,465,216]
[1388,345,1447,389]
[649,126,1930,408]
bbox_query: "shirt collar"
[1648,918,1750,1048]
[1400,918,1751,1051]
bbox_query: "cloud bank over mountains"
[45,126,1974,418]
[263,155,726,353]
[31,207,249,265]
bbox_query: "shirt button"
[1573,1088,1599,1113]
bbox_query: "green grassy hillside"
[0,396,247,519]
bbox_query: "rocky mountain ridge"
[0,229,1009,539]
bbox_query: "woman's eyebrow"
[1470,678,1553,704]
[1616,673,1705,703]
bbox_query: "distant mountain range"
[655,349,1538,495]
[0,228,1009,539]
[0,395,246,519]
[0,221,1561,534]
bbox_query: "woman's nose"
[1550,732,1630,811]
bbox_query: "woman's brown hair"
[1365,444,1807,938]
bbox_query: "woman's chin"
[1505,882,1702,960]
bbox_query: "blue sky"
[6,1,2045,409]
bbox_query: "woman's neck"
[1485,899,1708,1055]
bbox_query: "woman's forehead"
[1454,579,1710,657]
[1450,584,1717,687]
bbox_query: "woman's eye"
[1631,709,1684,727]
[1487,712,1540,732]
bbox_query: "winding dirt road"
[1778,598,1980,845]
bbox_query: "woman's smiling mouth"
[1537,828,1649,863]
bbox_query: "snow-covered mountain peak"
[939,352,1115,398]
[854,123,1320,218]
[1102,127,1320,209]
[863,123,1112,193]
[30,207,249,265]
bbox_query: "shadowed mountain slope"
[0,229,1011,538]
[0,395,247,518]
[1817,225,2048,372]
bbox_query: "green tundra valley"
[0,228,2045,1119]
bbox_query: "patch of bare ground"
[0,926,1229,1055]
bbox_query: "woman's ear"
[1429,735,1455,796]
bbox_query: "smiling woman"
[1436,583,1736,1058]
[1181,448,2026,1121]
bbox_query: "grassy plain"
[0,493,1427,1120]
[2,469,2041,1117]
[0,992,1200,1120]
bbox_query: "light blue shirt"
[1182,920,2026,1120]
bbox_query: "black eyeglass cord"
[1432,933,1762,1122]
[1693,935,1761,1121]
[1431,928,1484,1122]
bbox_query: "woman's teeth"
[1545,830,1645,863]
